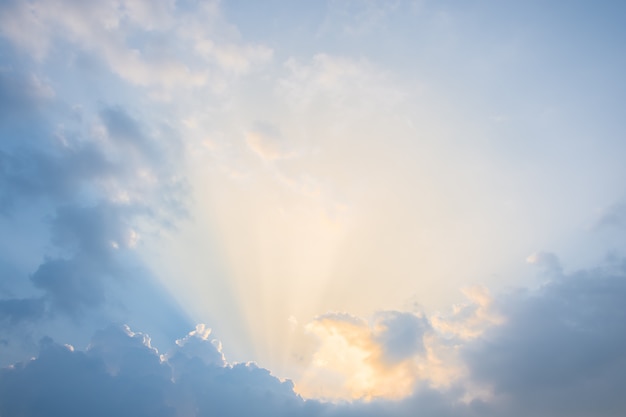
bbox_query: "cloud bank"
[1,257,625,416]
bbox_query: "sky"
[1,0,626,415]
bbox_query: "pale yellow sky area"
[137,52,614,399]
[147,94,472,392]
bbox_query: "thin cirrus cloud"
[1,0,626,416]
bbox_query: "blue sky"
[1,0,626,415]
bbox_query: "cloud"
[596,203,626,230]
[167,323,226,369]
[0,297,45,323]
[1,1,625,416]
[0,324,308,417]
[5,322,450,417]
[0,44,190,364]
[373,311,430,363]
[431,286,503,341]
[0,69,53,121]
[31,258,106,315]
[526,251,562,275]
[193,38,273,75]
[246,122,294,162]
[2,257,626,417]
[293,258,626,416]
[0,142,111,211]
[0,326,176,417]
[295,287,501,401]
[321,0,402,37]
[298,311,432,400]
[464,259,626,417]
[1,323,463,417]
[2,151,179,316]
[279,53,403,113]
[0,0,271,91]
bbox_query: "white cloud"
[246,122,295,161]
[431,286,503,340]
[0,0,270,90]
[278,54,404,113]
[526,251,562,275]
[298,310,445,401]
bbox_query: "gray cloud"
[0,142,112,211]
[0,68,52,123]
[0,328,175,417]
[464,259,626,417]
[17,261,609,417]
[595,203,626,231]
[0,49,191,363]
[373,311,430,363]
[0,325,310,417]
[526,251,563,275]
[2,254,626,414]
[0,297,45,323]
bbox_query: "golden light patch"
[293,289,504,401]
[295,314,418,401]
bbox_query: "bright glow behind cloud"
[296,287,500,401]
